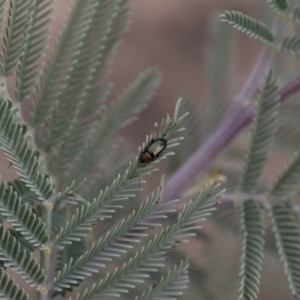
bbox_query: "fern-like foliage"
[0,226,46,289]
[135,260,189,300]
[0,183,48,249]
[0,97,54,204]
[52,67,161,179]
[52,186,171,292]
[268,203,300,298]
[30,0,96,127]
[52,104,187,252]
[0,0,30,76]
[15,0,53,102]
[270,146,300,199]
[281,36,300,54]
[74,183,222,300]
[0,267,29,300]
[238,199,264,300]
[267,0,289,14]
[220,10,274,45]
[43,0,122,150]
[239,70,279,192]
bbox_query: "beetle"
[139,138,167,164]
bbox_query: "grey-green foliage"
[75,183,222,300]
[268,202,300,298]
[135,260,189,300]
[236,70,279,300]
[0,267,29,300]
[220,10,274,45]
[220,3,300,300]
[0,0,30,76]
[0,97,53,204]
[267,0,289,15]
[15,0,53,102]
[239,69,279,193]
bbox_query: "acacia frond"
[0,183,48,249]
[239,70,279,193]
[55,67,161,180]
[0,0,29,76]
[0,97,54,204]
[268,203,300,298]
[220,10,274,45]
[8,179,37,205]
[72,67,162,182]
[30,0,96,127]
[293,7,300,24]
[135,260,189,300]
[0,226,46,289]
[0,0,5,29]
[0,267,29,300]
[15,0,53,102]
[269,147,300,199]
[52,105,187,252]
[52,187,170,292]
[281,36,300,54]
[43,0,122,150]
[267,0,289,14]
[74,183,222,300]
[48,0,131,166]
[238,199,265,300]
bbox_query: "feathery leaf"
[15,0,53,102]
[0,183,48,249]
[0,0,29,76]
[220,10,274,45]
[238,199,265,300]
[74,183,222,299]
[43,0,122,150]
[268,203,300,298]
[281,36,300,55]
[52,187,171,292]
[270,146,300,199]
[30,0,96,126]
[0,97,54,204]
[239,70,279,192]
[0,267,29,300]
[0,226,46,289]
[71,67,162,183]
[135,260,189,300]
[267,0,289,14]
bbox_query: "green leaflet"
[0,183,48,250]
[0,97,54,204]
[0,267,29,300]
[238,199,264,300]
[268,203,300,298]
[15,0,53,102]
[135,260,189,300]
[0,0,29,76]
[74,183,222,300]
[0,226,46,289]
[267,0,289,15]
[239,70,279,193]
[270,146,300,199]
[31,0,95,127]
[220,10,274,45]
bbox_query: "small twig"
[163,73,300,203]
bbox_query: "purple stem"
[163,73,300,202]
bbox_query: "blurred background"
[2,0,300,299]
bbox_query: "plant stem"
[163,73,300,202]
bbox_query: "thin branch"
[163,73,300,202]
